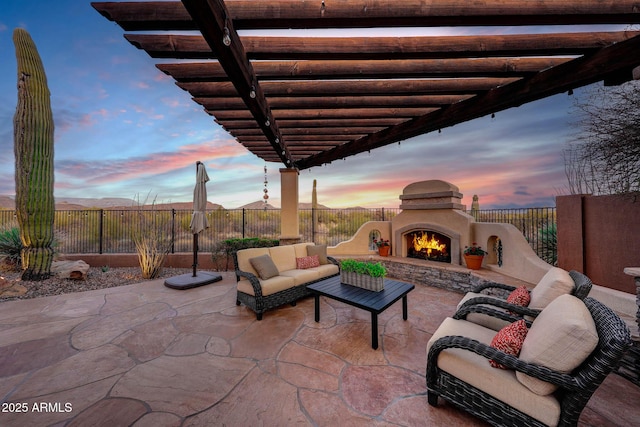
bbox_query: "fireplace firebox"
[405,230,451,263]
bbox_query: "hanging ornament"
[263,163,269,210]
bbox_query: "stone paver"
[0,271,637,426]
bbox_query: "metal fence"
[0,206,556,261]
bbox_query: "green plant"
[463,243,487,256]
[340,259,387,278]
[0,227,23,269]
[538,223,558,266]
[13,28,55,281]
[373,238,390,247]
[101,265,110,272]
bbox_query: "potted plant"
[373,238,391,257]
[463,243,486,270]
[340,259,387,291]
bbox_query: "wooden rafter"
[91,1,640,170]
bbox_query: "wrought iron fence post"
[99,209,104,254]
[171,209,176,254]
[243,208,246,238]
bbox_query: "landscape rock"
[51,260,90,280]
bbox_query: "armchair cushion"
[529,267,574,310]
[249,255,279,280]
[516,294,599,395]
[426,317,562,426]
[506,286,530,307]
[307,244,329,265]
[489,320,528,369]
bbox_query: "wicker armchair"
[455,270,593,330]
[427,296,631,427]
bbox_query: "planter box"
[341,271,384,292]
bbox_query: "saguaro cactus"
[13,28,55,281]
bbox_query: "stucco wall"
[557,194,640,294]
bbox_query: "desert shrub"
[211,238,279,271]
[131,199,174,279]
[0,227,23,269]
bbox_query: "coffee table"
[307,275,415,349]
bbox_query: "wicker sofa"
[233,243,340,320]
[427,294,631,427]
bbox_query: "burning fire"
[412,232,447,256]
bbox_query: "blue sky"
[1,0,596,209]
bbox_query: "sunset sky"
[0,1,606,209]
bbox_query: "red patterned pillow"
[296,255,320,269]
[506,286,531,307]
[489,320,528,369]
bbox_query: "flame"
[412,232,447,256]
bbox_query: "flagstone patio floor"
[1,272,638,426]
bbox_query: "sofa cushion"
[249,255,279,280]
[296,255,320,269]
[307,244,329,265]
[427,317,561,426]
[489,320,528,369]
[507,286,531,307]
[309,263,340,279]
[237,275,295,297]
[516,294,599,395]
[280,269,320,286]
[293,242,312,258]
[269,245,297,272]
[529,267,574,310]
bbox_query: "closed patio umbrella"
[189,161,209,277]
[164,161,221,289]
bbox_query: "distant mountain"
[238,200,278,210]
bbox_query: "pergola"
[92,1,640,171]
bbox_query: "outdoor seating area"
[0,271,638,426]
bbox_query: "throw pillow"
[506,286,531,307]
[489,319,528,369]
[249,254,279,280]
[516,294,598,395]
[529,267,574,310]
[307,244,328,265]
[296,255,320,269]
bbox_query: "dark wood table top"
[307,275,415,314]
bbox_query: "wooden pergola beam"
[295,33,640,169]
[93,1,640,31]
[180,78,519,97]
[180,0,293,165]
[158,57,572,82]
[125,32,637,60]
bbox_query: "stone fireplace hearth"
[392,180,472,266]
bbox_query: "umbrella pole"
[192,233,198,277]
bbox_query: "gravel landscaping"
[0,266,194,301]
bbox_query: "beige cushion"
[269,245,297,272]
[292,243,312,258]
[427,317,561,426]
[456,292,512,331]
[529,267,574,310]
[249,255,279,280]
[516,294,599,395]
[309,263,339,279]
[237,275,295,296]
[280,269,320,286]
[307,244,329,265]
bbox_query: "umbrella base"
[164,271,222,290]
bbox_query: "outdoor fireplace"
[406,230,451,263]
